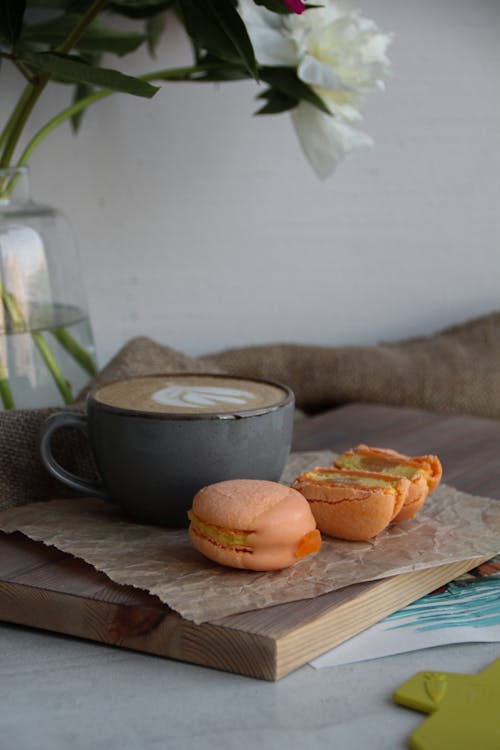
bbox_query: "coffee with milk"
[40,372,294,526]
[93,374,288,415]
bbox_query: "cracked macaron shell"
[292,468,411,541]
[334,445,442,521]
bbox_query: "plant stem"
[15,63,239,168]
[0,82,45,168]
[0,84,36,157]
[32,331,74,404]
[13,60,35,84]
[17,89,111,168]
[0,170,20,201]
[57,0,109,54]
[0,281,74,405]
[50,327,97,377]
[0,353,15,410]
[0,283,24,334]
[0,0,110,169]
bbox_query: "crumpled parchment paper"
[0,451,498,624]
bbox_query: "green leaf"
[260,67,331,115]
[192,54,249,81]
[109,0,174,19]
[0,0,27,46]
[70,80,93,132]
[26,0,174,14]
[21,50,159,97]
[177,0,258,79]
[69,51,100,132]
[27,1,93,8]
[255,87,297,115]
[145,12,165,56]
[21,14,147,56]
[253,0,292,14]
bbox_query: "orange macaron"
[292,468,411,541]
[188,479,321,571]
[333,445,442,521]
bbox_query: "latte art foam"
[151,384,258,409]
[94,374,288,415]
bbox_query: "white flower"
[239,0,392,178]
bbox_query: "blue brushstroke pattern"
[385,578,500,632]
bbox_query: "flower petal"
[298,53,350,92]
[291,101,373,179]
[239,0,298,66]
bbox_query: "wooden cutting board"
[1,404,499,680]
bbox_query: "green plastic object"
[393,657,500,750]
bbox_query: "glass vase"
[0,167,97,410]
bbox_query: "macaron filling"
[295,529,321,558]
[188,509,321,560]
[334,454,425,482]
[187,510,253,552]
[305,470,398,492]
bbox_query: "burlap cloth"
[1,310,499,511]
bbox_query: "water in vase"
[0,303,96,410]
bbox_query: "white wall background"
[5,0,500,368]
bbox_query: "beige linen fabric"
[0,311,498,511]
[204,311,500,417]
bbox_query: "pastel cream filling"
[188,510,254,551]
[307,471,397,492]
[335,455,426,481]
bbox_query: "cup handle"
[39,412,107,499]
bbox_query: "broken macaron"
[292,468,411,541]
[333,445,442,521]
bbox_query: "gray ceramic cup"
[39,373,295,527]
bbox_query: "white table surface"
[1,622,497,750]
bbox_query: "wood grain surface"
[1,404,499,680]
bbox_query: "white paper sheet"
[311,573,500,668]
